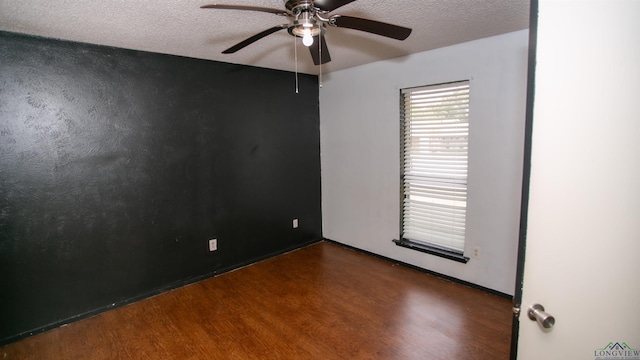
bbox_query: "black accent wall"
[0,31,322,343]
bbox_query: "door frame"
[510,0,538,358]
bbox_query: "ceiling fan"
[201,0,412,65]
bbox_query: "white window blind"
[401,80,470,254]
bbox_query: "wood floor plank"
[1,241,513,359]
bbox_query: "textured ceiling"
[0,0,529,75]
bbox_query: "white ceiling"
[0,0,530,75]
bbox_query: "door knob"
[528,304,555,329]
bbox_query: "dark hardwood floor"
[1,241,513,359]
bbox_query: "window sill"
[393,239,469,264]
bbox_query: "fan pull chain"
[294,36,299,94]
[319,30,323,88]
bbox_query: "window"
[395,80,470,263]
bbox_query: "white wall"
[320,30,529,295]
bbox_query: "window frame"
[394,80,471,263]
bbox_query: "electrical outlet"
[209,239,217,252]
[293,218,299,228]
[472,247,480,259]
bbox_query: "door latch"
[512,305,521,319]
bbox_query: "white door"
[516,1,640,359]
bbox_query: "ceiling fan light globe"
[302,32,314,46]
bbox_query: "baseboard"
[323,238,513,300]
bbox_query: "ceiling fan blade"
[313,0,358,12]
[200,4,290,16]
[332,16,412,40]
[222,25,288,54]
[308,35,331,65]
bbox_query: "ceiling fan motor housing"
[287,0,325,38]
[285,0,316,11]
